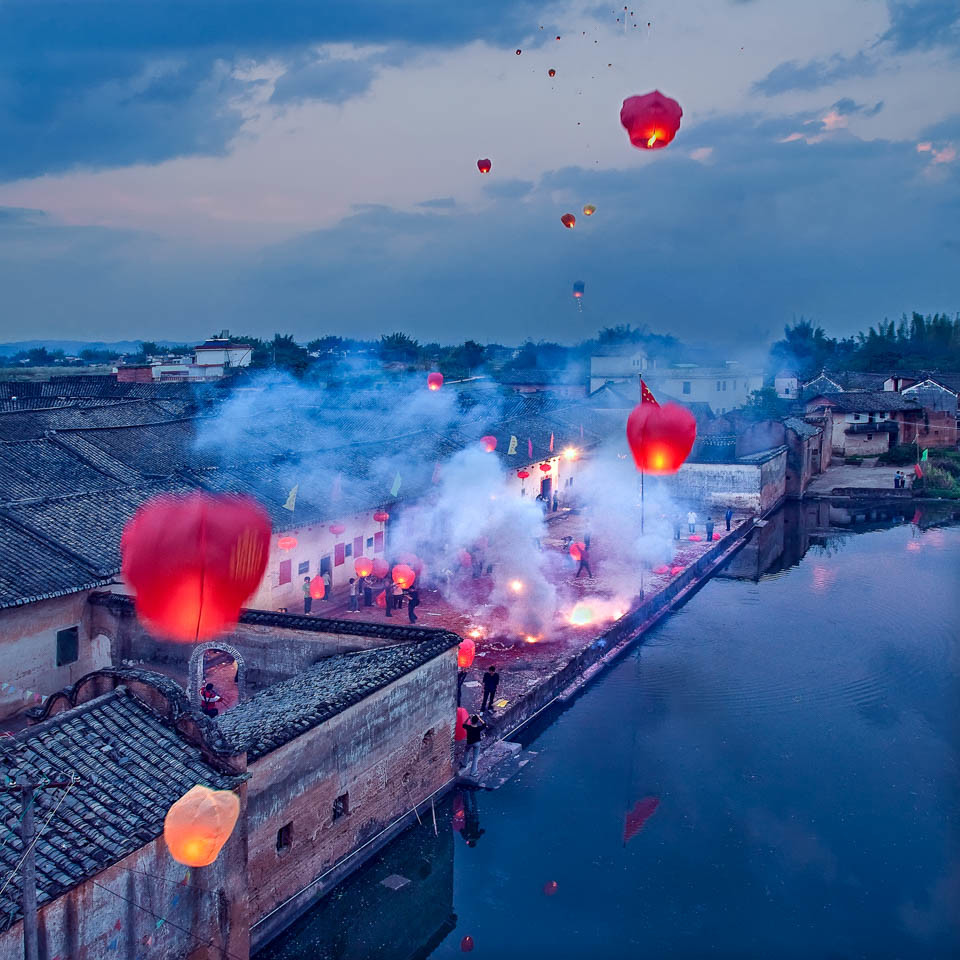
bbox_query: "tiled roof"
[48,433,144,483]
[783,417,822,438]
[805,391,921,413]
[496,369,586,386]
[216,636,459,760]
[0,400,187,441]
[0,684,243,931]
[0,440,126,503]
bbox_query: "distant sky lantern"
[455,706,469,741]
[626,402,697,474]
[540,462,551,472]
[328,523,345,535]
[354,556,373,577]
[392,564,416,589]
[548,68,556,77]
[458,549,473,569]
[560,213,576,229]
[372,557,389,578]
[461,936,475,952]
[309,575,325,599]
[582,204,596,216]
[458,638,476,668]
[373,511,390,523]
[163,785,240,867]
[517,470,530,479]
[481,435,497,452]
[477,158,492,174]
[572,281,585,299]
[121,493,270,643]
[620,90,683,150]
[277,536,297,550]
[427,371,444,391]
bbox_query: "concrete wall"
[244,649,457,940]
[0,592,111,720]
[646,371,764,413]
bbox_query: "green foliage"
[914,464,960,498]
[877,444,918,466]
[744,387,791,420]
[378,332,420,363]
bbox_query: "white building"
[644,363,764,415]
[193,338,254,369]
[589,349,650,394]
[774,370,799,399]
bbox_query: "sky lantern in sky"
[572,280,585,298]
[392,564,416,589]
[121,493,270,642]
[372,557,389,578]
[620,90,683,149]
[354,556,373,577]
[477,158,492,174]
[427,371,444,391]
[309,575,325,599]
[560,213,576,229]
[481,435,497,452]
[548,68,556,77]
[164,785,240,867]
[582,204,596,216]
[458,638,476,668]
[626,402,697,474]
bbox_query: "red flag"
[912,508,922,525]
[549,432,554,452]
[914,463,923,479]
[623,796,660,843]
[640,379,659,407]
[528,438,533,458]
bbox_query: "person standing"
[302,576,312,614]
[321,569,331,601]
[406,585,420,623]
[462,714,487,779]
[687,510,697,534]
[363,576,374,607]
[391,579,404,612]
[576,543,593,578]
[705,517,715,541]
[348,577,359,612]
[481,665,500,712]
[552,491,559,512]
[673,516,682,540]
[725,507,733,531]
[200,682,222,718]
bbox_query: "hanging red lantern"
[121,493,270,642]
[309,575,325,600]
[373,511,390,523]
[481,435,497,452]
[458,638,476,669]
[164,785,240,867]
[540,462,551,472]
[560,213,576,229]
[455,706,469,742]
[427,372,444,391]
[372,557,389,578]
[620,90,683,150]
[569,541,585,561]
[477,158,492,174]
[626,402,697,474]
[392,564,416,589]
[354,556,373,577]
[517,470,530,479]
[329,523,346,535]
[277,536,297,551]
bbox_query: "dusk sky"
[1,0,958,347]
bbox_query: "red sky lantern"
[517,470,529,479]
[458,638,476,669]
[373,511,390,523]
[569,541,585,561]
[392,564,416,589]
[309,575,325,599]
[461,936,475,952]
[539,462,551,472]
[543,880,559,896]
[277,536,297,550]
[372,557,389,578]
[164,785,240,867]
[354,556,373,577]
[620,90,683,149]
[427,371,444,391]
[560,213,576,229]
[626,402,697,474]
[376,589,386,607]
[121,493,270,642]
[455,706,469,742]
[548,68,556,78]
[458,549,473,568]
[481,435,497,452]
[329,523,346,535]
[477,158,492,174]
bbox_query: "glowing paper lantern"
[626,402,697,474]
[121,493,271,642]
[540,462,551,472]
[477,158,492,173]
[458,549,473,569]
[163,785,240,867]
[277,536,297,551]
[569,541,585,561]
[543,880,559,896]
[689,534,703,542]
[620,90,683,150]
[372,558,389,578]
[427,372,444,391]
[354,556,373,577]
[572,281,585,298]
[455,706,469,742]
[328,523,346,536]
[582,204,596,216]
[373,511,390,523]
[392,564,416,589]
[309,575,325,600]
[458,638,476,669]
[560,213,576,229]
[516,470,530,479]
[548,68,556,77]
[461,936,475,952]
[481,435,497,453]
[713,532,722,541]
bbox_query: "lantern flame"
[468,628,483,639]
[524,634,539,644]
[509,579,524,593]
[647,132,658,147]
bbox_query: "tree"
[769,318,836,379]
[307,336,343,355]
[378,332,421,364]
[453,340,485,371]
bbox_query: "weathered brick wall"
[656,452,786,514]
[759,449,787,512]
[243,650,457,930]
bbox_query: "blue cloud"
[752,52,878,95]
[417,197,457,209]
[879,0,960,54]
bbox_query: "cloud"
[752,52,878,95]
[484,179,536,200]
[689,147,714,163]
[417,197,457,209]
[878,0,960,54]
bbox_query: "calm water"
[261,503,960,960]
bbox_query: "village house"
[804,391,924,456]
[774,370,799,400]
[588,349,651,394]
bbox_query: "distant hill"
[0,340,195,356]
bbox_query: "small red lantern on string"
[309,575,325,600]
[372,557,389,578]
[427,372,444,391]
[540,462,551,472]
[329,523,346,535]
[373,511,390,523]
[481,435,497,453]
[620,90,683,149]
[121,493,271,642]
[517,470,530,479]
[354,556,373,577]
[455,706,469,742]
[163,785,240,867]
[560,213,576,229]
[458,638,476,669]
[392,564,416,589]
[477,158,492,174]
[277,536,297,550]
[626,402,697,474]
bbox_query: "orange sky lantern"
[620,90,683,150]
[548,68,556,77]
[477,158,492,173]
[458,638,476,669]
[373,511,390,523]
[481,435,497,452]
[392,564,416,589]
[569,541,585,561]
[626,402,697,474]
[560,213,576,229]
[163,785,240,867]
[277,536,297,550]
[121,493,270,643]
[427,371,444,391]
[328,523,346,535]
[376,589,387,607]
[582,204,596,216]
[372,557,389,578]
[455,706,469,741]
[309,575,325,600]
[354,556,373,577]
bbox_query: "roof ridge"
[0,509,112,578]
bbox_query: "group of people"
[674,507,734,540]
[300,571,422,623]
[534,490,560,513]
[893,471,910,489]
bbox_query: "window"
[56,626,79,666]
[333,793,349,821]
[278,559,292,585]
[722,381,727,391]
[682,381,691,395]
[297,561,310,575]
[852,414,860,421]
[716,381,721,391]
[366,537,374,548]
[334,543,345,566]
[421,729,435,754]
[344,543,352,557]
[276,823,292,852]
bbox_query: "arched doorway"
[188,641,246,715]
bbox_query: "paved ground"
[806,462,910,494]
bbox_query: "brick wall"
[656,449,786,514]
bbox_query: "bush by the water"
[878,444,918,465]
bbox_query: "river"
[259,501,960,960]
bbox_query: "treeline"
[769,313,960,379]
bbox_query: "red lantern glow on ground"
[455,706,469,742]
[713,532,722,540]
[372,558,389,578]
[121,493,271,642]
[481,435,497,452]
[309,575,325,600]
[653,564,670,575]
[689,534,703,542]
[354,556,373,577]
[392,564,416,589]
[458,638,476,668]
[671,565,684,575]
[373,511,390,523]
[560,213,576,229]
[427,371,444,391]
[626,402,697,474]
[620,90,683,149]
[277,536,297,550]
